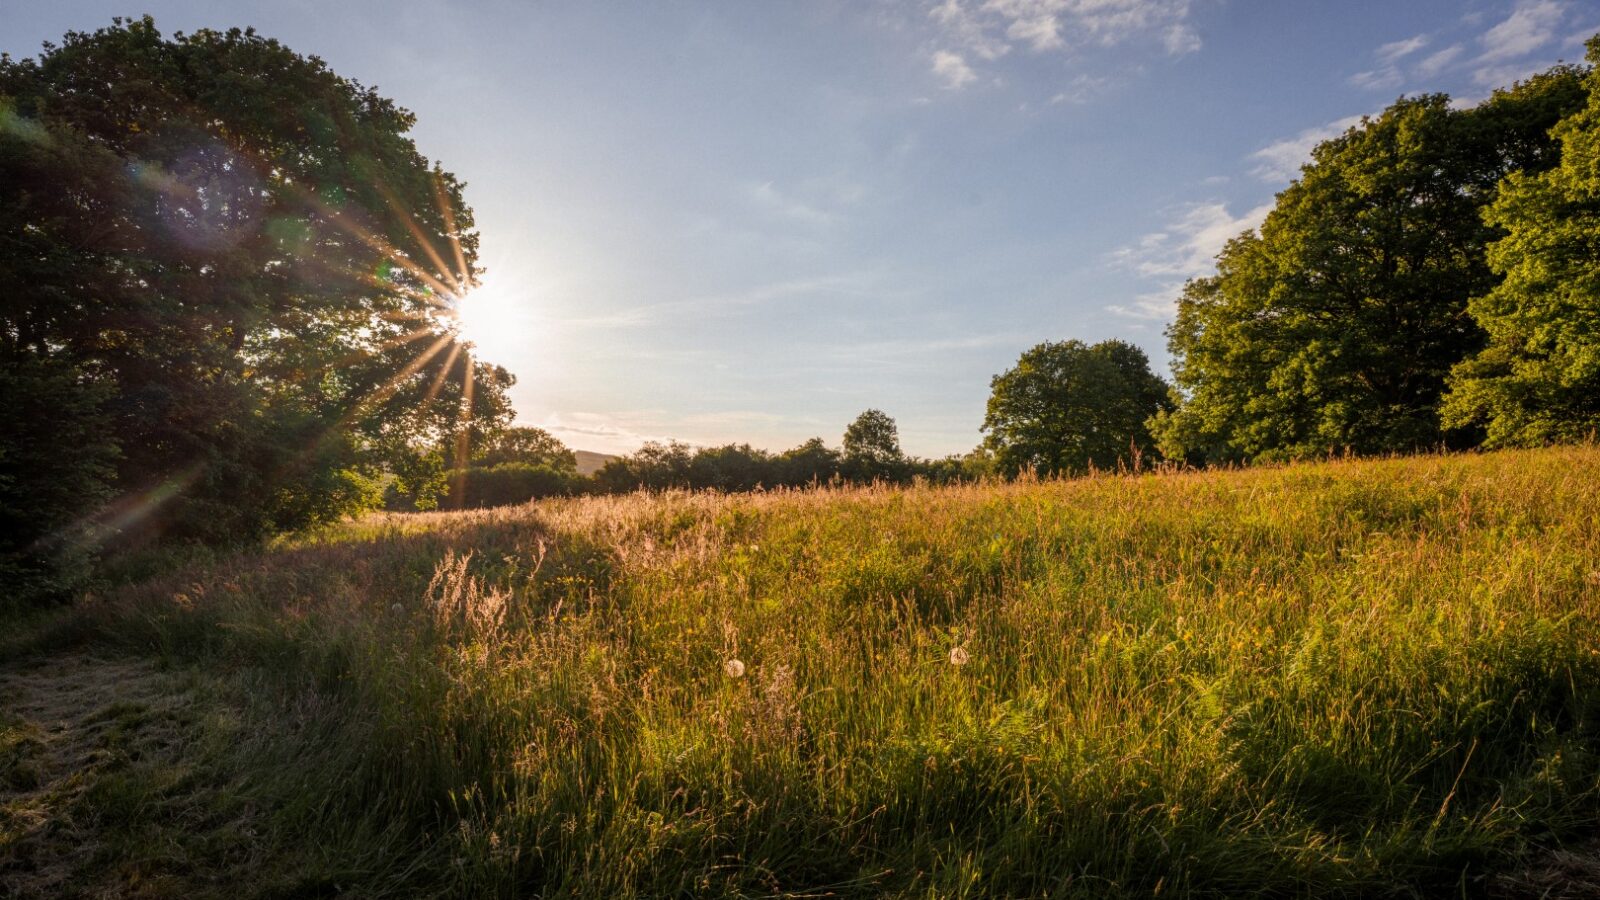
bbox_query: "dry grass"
[10,446,1600,897]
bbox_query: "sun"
[453,274,526,352]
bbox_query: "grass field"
[5,447,1600,897]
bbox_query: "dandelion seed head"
[949,646,970,667]
[724,658,746,678]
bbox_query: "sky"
[5,0,1597,456]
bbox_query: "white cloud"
[1107,200,1272,321]
[748,181,835,226]
[1249,114,1366,183]
[1111,201,1273,279]
[1049,73,1113,104]
[932,49,979,88]
[1416,44,1465,77]
[1162,23,1202,56]
[926,0,1198,90]
[1007,13,1064,51]
[1478,0,1565,61]
[1350,67,1403,91]
[1376,34,1430,64]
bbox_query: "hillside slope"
[573,449,617,476]
[6,447,1600,897]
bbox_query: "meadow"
[5,446,1600,897]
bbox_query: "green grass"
[13,446,1600,896]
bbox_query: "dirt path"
[0,653,239,899]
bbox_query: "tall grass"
[64,447,1600,896]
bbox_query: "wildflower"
[949,646,970,667]
[724,658,746,678]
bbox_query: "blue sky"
[6,0,1596,455]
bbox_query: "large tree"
[983,339,1171,476]
[1154,69,1587,463]
[0,18,511,590]
[842,408,905,481]
[1442,38,1600,446]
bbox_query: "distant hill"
[573,450,617,476]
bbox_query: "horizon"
[6,0,1595,457]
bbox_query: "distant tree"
[0,17,512,568]
[1443,38,1600,446]
[594,441,695,492]
[777,437,841,486]
[689,444,774,492]
[982,339,1171,476]
[843,409,905,480]
[443,463,583,508]
[1155,69,1587,463]
[473,426,578,472]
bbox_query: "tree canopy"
[1,18,511,596]
[1442,37,1600,446]
[843,409,904,479]
[1153,69,1587,463]
[983,339,1171,475]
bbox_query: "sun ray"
[422,341,466,408]
[448,347,477,508]
[297,187,462,303]
[432,171,472,290]
[333,332,457,430]
[374,179,464,296]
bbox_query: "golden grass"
[40,446,1600,896]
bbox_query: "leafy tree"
[777,437,841,486]
[1155,69,1587,463]
[982,339,1171,476]
[843,409,904,480]
[444,463,583,508]
[0,18,512,561]
[472,426,578,472]
[1443,38,1600,446]
[0,358,118,604]
[689,444,775,492]
[594,441,696,492]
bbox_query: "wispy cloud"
[1478,0,1565,61]
[1349,67,1404,91]
[748,181,836,226]
[1351,1,1588,94]
[1416,44,1465,77]
[1049,73,1114,105]
[556,272,889,330]
[1249,114,1365,183]
[926,0,1199,91]
[1376,34,1431,64]
[932,49,979,88]
[1107,201,1272,320]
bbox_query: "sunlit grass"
[59,445,1600,896]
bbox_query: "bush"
[444,463,585,508]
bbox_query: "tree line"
[5,19,1600,604]
[386,409,982,511]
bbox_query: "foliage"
[0,17,512,567]
[775,437,842,486]
[1443,37,1600,446]
[0,357,118,606]
[842,408,906,481]
[50,446,1600,896]
[587,427,975,498]
[983,339,1171,475]
[1156,69,1588,463]
[471,426,578,472]
[443,463,585,508]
